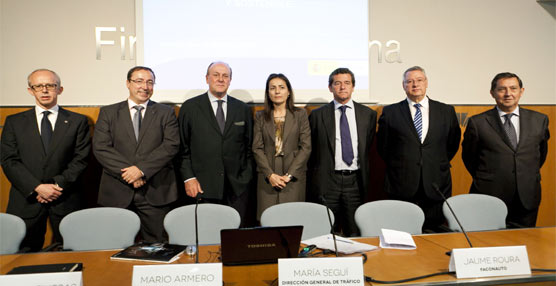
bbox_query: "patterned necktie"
[503,113,518,149]
[41,111,53,151]
[216,100,225,133]
[132,105,144,141]
[414,103,422,142]
[339,105,354,166]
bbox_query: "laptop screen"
[220,225,303,265]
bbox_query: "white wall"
[1,0,554,106]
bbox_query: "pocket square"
[234,121,245,126]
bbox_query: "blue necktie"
[339,105,354,166]
[41,111,52,151]
[414,103,422,142]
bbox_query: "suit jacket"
[1,107,90,218]
[308,101,377,199]
[462,107,549,210]
[178,93,254,200]
[93,100,179,207]
[377,98,461,200]
[252,108,311,202]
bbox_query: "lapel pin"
[64,120,68,123]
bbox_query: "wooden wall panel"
[1,104,554,247]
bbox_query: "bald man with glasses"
[1,69,91,251]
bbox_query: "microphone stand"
[194,195,201,263]
[433,184,473,248]
[320,196,339,257]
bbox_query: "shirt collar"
[35,104,59,116]
[333,98,354,110]
[496,106,520,118]
[128,98,149,110]
[407,96,429,108]
[208,91,228,103]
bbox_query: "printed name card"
[0,271,83,286]
[132,263,222,286]
[449,246,531,278]
[279,257,363,286]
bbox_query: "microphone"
[320,196,339,257]
[432,183,473,248]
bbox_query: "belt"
[334,170,358,175]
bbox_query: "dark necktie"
[41,111,53,152]
[339,105,354,166]
[503,113,518,149]
[414,103,422,142]
[216,100,225,133]
[133,105,144,141]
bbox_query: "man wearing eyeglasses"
[1,69,91,251]
[93,66,179,242]
[377,66,461,231]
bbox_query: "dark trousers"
[129,188,171,243]
[324,170,362,237]
[19,206,64,252]
[507,190,538,227]
[202,177,249,227]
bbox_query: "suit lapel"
[45,108,71,158]
[223,96,237,135]
[138,101,157,144]
[485,108,515,150]
[282,109,294,144]
[398,100,420,142]
[517,108,529,150]
[423,100,437,145]
[117,101,137,145]
[354,102,367,157]
[323,102,335,154]
[23,109,46,157]
[199,93,222,134]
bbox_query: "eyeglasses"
[129,79,155,87]
[30,83,58,92]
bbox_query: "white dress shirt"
[334,99,359,171]
[128,99,148,121]
[497,106,520,143]
[407,96,430,143]
[208,92,228,119]
[35,105,59,134]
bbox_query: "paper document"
[302,234,378,254]
[379,228,417,250]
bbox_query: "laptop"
[220,225,303,265]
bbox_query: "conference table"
[1,227,555,285]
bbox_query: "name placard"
[0,271,83,286]
[279,257,364,286]
[132,263,222,286]
[449,246,531,278]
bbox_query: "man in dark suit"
[178,62,253,223]
[1,69,90,251]
[93,66,179,242]
[377,66,461,230]
[462,72,549,227]
[309,67,377,237]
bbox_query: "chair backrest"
[443,194,507,232]
[0,213,26,254]
[260,202,334,240]
[164,203,241,245]
[59,207,140,251]
[354,200,425,237]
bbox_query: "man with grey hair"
[377,66,460,230]
[1,69,90,251]
[178,62,254,224]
